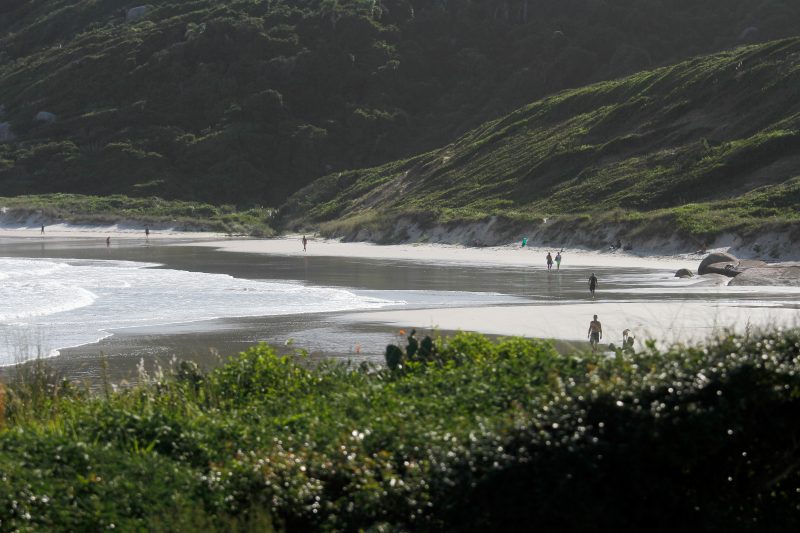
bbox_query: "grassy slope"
[0,193,275,235]
[283,38,800,248]
[3,1,800,209]
[1,331,799,530]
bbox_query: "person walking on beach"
[41,224,45,235]
[302,235,308,252]
[589,272,598,298]
[546,252,553,271]
[588,314,602,353]
[145,225,150,240]
[555,250,562,271]
[106,236,111,247]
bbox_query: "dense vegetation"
[0,193,275,235]
[2,1,800,208]
[283,37,800,248]
[1,330,799,531]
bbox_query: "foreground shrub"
[1,332,799,531]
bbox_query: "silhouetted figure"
[106,236,111,247]
[406,329,419,358]
[302,235,308,252]
[41,224,45,234]
[589,272,598,298]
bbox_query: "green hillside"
[2,1,800,207]
[282,37,800,250]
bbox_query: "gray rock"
[0,122,15,142]
[126,6,149,23]
[34,111,56,123]
[729,265,800,287]
[703,261,742,277]
[674,268,693,278]
[698,252,738,275]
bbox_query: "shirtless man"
[588,314,602,353]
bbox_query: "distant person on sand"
[546,252,553,271]
[302,235,308,252]
[588,314,602,353]
[555,250,562,270]
[145,225,150,240]
[521,237,527,248]
[106,236,111,247]
[589,272,598,298]
[41,224,45,234]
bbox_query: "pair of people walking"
[545,250,562,271]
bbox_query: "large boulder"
[0,122,15,142]
[674,268,693,278]
[729,265,800,287]
[698,252,738,275]
[703,262,742,277]
[126,6,149,23]
[34,111,56,123]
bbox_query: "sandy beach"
[185,236,799,344]
[2,229,798,382]
[185,235,703,270]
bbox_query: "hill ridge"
[281,37,800,256]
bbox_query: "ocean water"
[0,257,400,365]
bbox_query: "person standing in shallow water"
[145,225,150,240]
[546,252,553,271]
[555,250,562,271]
[302,235,308,252]
[588,314,602,353]
[40,224,45,235]
[589,272,598,298]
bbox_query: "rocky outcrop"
[126,6,150,23]
[729,265,800,286]
[704,259,767,277]
[34,111,56,123]
[674,268,693,278]
[0,122,15,142]
[698,252,738,275]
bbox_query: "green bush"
[1,331,799,530]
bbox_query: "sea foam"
[0,257,396,365]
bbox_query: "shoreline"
[3,226,799,382]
